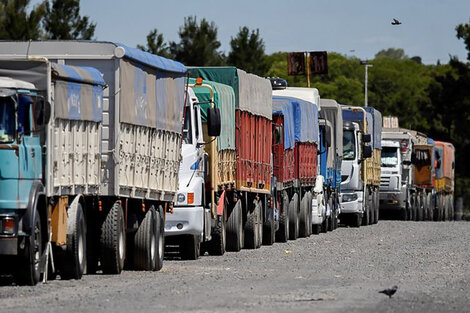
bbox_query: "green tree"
[227,26,270,76]
[375,48,408,60]
[0,0,45,40]
[456,19,470,61]
[170,16,224,66]
[137,28,171,58]
[43,0,95,39]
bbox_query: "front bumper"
[0,237,18,255]
[379,192,405,210]
[340,192,363,214]
[164,206,204,237]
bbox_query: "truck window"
[381,146,399,167]
[0,97,15,143]
[182,105,192,144]
[343,130,356,160]
[274,125,282,145]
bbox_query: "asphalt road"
[1,221,469,313]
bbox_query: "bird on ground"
[379,285,398,298]
[391,18,402,25]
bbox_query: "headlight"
[177,193,186,203]
[342,193,358,202]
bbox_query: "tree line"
[0,2,469,208]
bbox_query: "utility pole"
[360,60,373,107]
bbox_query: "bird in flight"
[379,285,398,298]
[391,18,402,25]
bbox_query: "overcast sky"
[72,0,470,64]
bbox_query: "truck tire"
[60,201,87,279]
[180,235,200,260]
[17,211,42,286]
[100,201,126,274]
[276,192,290,242]
[352,213,361,228]
[327,197,334,231]
[374,191,379,224]
[256,200,263,249]
[133,207,158,269]
[400,208,407,221]
[449,195,454,221]
[207,204,226,256]
[362,195,370,226]
[299,194,309,237]
[262,199,275,246]
[306,192,313,235]
[288,193,299,240]
[154,207,164,271]
[245,199,260,249]
[226,200,243,251]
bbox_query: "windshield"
[382,146,399,167]
[0,97,15,143]
[343,130,356,160]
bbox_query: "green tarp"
[188,78,235,151]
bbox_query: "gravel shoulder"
[1,221,469,313]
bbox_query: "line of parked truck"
[0,41,456,286]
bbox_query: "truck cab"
[379,140,405,211]
[0,77,50,283]
[339,121,364,224]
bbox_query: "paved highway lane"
[1,221,469,313]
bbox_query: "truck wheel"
[449,195,454,221]
[17,212,42,286]
[288,193,299,240]
[227,200,243,251]
[100,201,126,274]
[362,204,369,226]
[298,194,309,237]
[180,235,200,260]
[245,199,260,249]
[276,192,290,243]
[207,204,226,256]
[400,208,407,221]
[327,197,334,231]
[60,202,87,279]
[154,208,164,271]
[306,192,313,235]
[133,206,158,269]
[256,200,263,249]
[262,200,275,246]
[373,191,379,224]
[321,212,328,233]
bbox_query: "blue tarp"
[365,107,382,150]
[342,106,377,148]
[274,96,318,146]
[272,97,296,150]
[117,42,187,74]
[52,63,104,122]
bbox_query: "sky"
[66,0,470,64]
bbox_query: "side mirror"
[363,145,372,159]
[363,134,371,143]
[207,107,221,137]
[35,99,51,127]
[325,127,332,148]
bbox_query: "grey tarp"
[52,63,105,122]
[120,60,185,133]
[0,60,48,91]
[319,99,343,158]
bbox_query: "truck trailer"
[0,41,187,283]
[175,67,273,252]
[272,87,320,237]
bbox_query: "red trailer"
[189,67,274,250]
[272,91,320,242]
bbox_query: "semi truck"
[380,124,433,220]
[271,94,319,240]
[433,141,455,221]
[272,87,320,237]
[340,106,381,227]
[319,99,343,231]
[167,67,273,255]
[0,41,187,283]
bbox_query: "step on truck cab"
[340,106,382,227]
[0,41,187,280]
[168,67,273,256]
[272,87,321,237]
